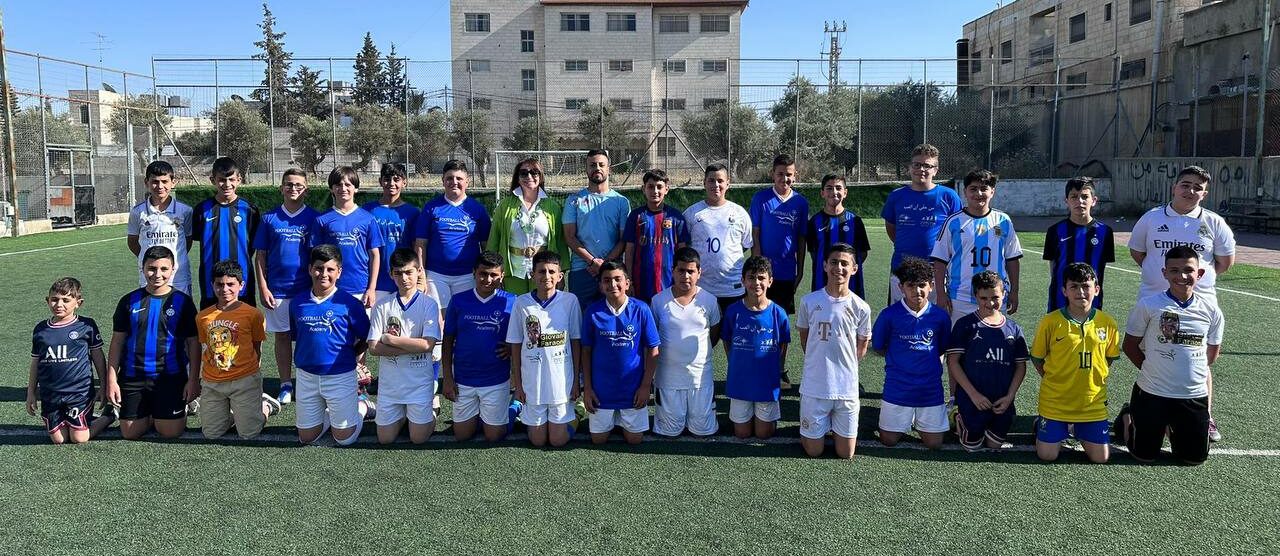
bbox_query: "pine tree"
[352,33,384,106]
[291,65,329,120]
[251,3,293,126]
[382,43,407,111]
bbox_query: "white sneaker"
[186,397,200,416]
[261,393,282,417]
[278,382,294,405]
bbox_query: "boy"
[882,143,962,304]
[873,257,952,449]
[27,278,116,444]
[193,260,279,440]
[105,246,199,440]
[291,244,374,446]
[582,262,661,444]
[1030,263,1121,463]
[1043,177,1115,312]
[750,154,809,315]
[795,244,872,459]
[651,247,722,438]
[368,248,442,445]
[253,168,318,404]
[127,160,193,294]
[686,163,754,315]
[1118,245,1224,465]
[931,169,1023,324]
[312,166,386,309]
[721,256,790,439]
[364,163,421,298]
[946,271,1028,452]
[193,156,260,309]
[416,160,492,309]
[442,251,516,442]
[806,174,871,299]
[622,169,689,303]
[506,251,582,447]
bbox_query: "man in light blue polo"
[562,149,631,308]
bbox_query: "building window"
[663,60,686,73]
[996,89,1011,104]
[1066,72,1087,91]
[1000,40,1013,64]
[520,30,535,53]
[79,104,91,124]
[702,59,727,73]
[971,53,982,73]
[609,60,633,72]
[700,14,730,33]
[564,59,589,72]
[657,136,677,157]
[469,97,491,110]
[609,98,633,110]
[466,59,490,72]
[1120,58,1147,81]
[561,13,590,31]
[1104,3,1113,21]
[521,69,536,91]
[1069,13,1086,43]
[703,98,727,109]
[518,109,538,120]
[565,98,588,110]
[659,14,689,33]
[607,13,636,31]
[1130,0,1150,25]
[662,98,686,110]
[464,13,490,32]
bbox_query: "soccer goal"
[492,150,591,203]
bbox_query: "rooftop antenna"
[84,32,112,64]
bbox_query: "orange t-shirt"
[196,302,266,382]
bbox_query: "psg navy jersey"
[31,317,104,398]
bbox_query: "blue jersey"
[622,205,689,302]
[930,209,1024,303]
[721,301,791,402]
[805,210,872,297]
[290,291,370,376]
[310,208,386,296]
[946,313,1028,400]
[252,205,318,299]
[582,298,661,410]
[444,288,516,388]
[192,198,260,304]
[561,188,631,271]
[31,317,103,398]
[872,301,951,407]
[749,189,809,281]
[111,288,198,379]
[1043,218,1115,312]
[363,202,421,292]
[415,195,491,276]
[881,185,963,270]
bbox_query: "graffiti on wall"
[1115,158,1256,210]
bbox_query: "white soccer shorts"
[588,407,650,434]
[375,401,435,427]
[295,369,361,430]
[728,398,781,424]
[878,400,949,434]
[519,401,574,427]
[653,385,718,437]
[262,297,292,333]
[427,271,476,308]
[800,395,860,439]
[453,382,511,426]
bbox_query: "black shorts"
[767,280,797,314]
[955,393,1015,448]
[716,294,744,315]
[120,374,188,421]
[41,391,94,434]
[1126,384,1210,465]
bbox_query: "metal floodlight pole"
[598,62,604,149]
[214,60,220,157]
[988,53,996,168]
[1113,55,1122,158]
[0,10,22,236]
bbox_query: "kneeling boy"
[368,248,442,444]
[582,262,661,444]
[946,271,1028,452]
[442,251,516,442]
[721,256,790,439]
[651,247,721,437]
[27,278,116,444]
[506,251,582,447]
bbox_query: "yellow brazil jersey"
[1030,308,1121,422]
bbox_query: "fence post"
[598,62,604,150]
[267,56,276,182]
[726,57,732,176]
[1254,0,1272,188]
[987,53,995,169]
[214,59,220,157]
[403,59,410,165]
[1113,55,1122,158]
[856,59,862,182]
[1241,52,1250,157]
[329,57,337,172]
[793,59,800,163]
[37,55,50,219]
[1050,58,1062,169]
[922,59,928,144]
[1191,49,1199,157]
[0,14,22,236]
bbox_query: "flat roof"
[541,0,748,7]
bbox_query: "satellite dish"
[102,83,117,93]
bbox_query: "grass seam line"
[0,236,124,257]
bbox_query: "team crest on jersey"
[663,219,673,229]
[1097,329,1107,341]
[233,214,243,223]
[68,331,79,340]
[842,224,849,232]
[1198,224,1211,238]
[1090,237,1099,245]
[165,307,175,317]
[325,310,335,318]
[993,226,1002,237]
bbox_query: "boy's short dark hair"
[704,163,728,177]
[442,159,469,175]
[825,242,858,263]
[389,247,418,270]
[211,157,242,178]
[328,166,360,189]
[381,162,407,181]
[642,169,668,185]
[1065,176,1096,197]
[310,244,343,266]
[281,168,307,183]
[741,255,772,279]
[48,277,83,300]
[145,161,176,180]
[142,245,175,265]
[1177,165,1212,184]
[474,250,505,270]
[892,256,932,284]
[211,260,244,282]
[598,260,629,280]
[971,270,1002,293]
[1165,245,1200,262]
[772,154,795,169]
[1062,262,1098,285]
[912,144,940,159]
[674,246,701,268]
[532,250,561,270]
[964,169,999,188]
[586,149,609,161]
[821,174,846,188]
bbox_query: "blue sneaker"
[278,382,294,405]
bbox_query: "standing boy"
[946,271,1028,452]
[806,174,871,299]
[368,248,442,445]
[415,160,492,309]
[721,256,790,439]
[442,251,516,442]
[931,169,1023,323]
[192,157,260,308]
[622,169,689,303]
[127,161,194,294]
[750,154,810,314]
[311,166,385,309]
[882,144,962,304]
[365,163,421,298]
[650,247,721,438]
[1030,263,1121,463]
[1044,177,1115,312]
[253,168,318,404]
[27,277,116,444]
[795,243,872,459]
[506,251,582,448]
[582,262,661,444]
[562,150,631,308]
[686,163,754,314]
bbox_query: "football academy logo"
[165,307,176,317]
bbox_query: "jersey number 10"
[969,246,992,268]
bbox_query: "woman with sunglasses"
[490,159,570,294]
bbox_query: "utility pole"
[821,21,847,89]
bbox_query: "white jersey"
[651,287,721,390]
[1126,291,1224,399]
[1127,204,1236,300]
[930,209,1023,303]
[368,291,442,404]
[795,290,873,400]
[684,200,753,297]
[505,291,582,405]
[127,198,194,293]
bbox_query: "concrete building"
[69,89,211,147]
[450,0,747,166]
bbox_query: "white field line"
[0,236,124,257]
[1018,247,1280,303]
